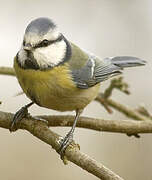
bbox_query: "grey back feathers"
[72,56,146,89]
[25,17,56,35]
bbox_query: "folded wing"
[71,55,146,89]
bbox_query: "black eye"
[41,39,49,47]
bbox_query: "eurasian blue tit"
[10,17,146,154]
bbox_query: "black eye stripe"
[34,35,63,49]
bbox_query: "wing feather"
[71,55,145,89]
[71,55,121,89]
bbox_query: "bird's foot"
[59,130,74,160]
[9,105,29,132]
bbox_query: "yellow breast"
[14,58,100,111]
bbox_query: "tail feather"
[110,56,146,68]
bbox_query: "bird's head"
[17,17,71,69]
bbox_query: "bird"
[10,17,146,156]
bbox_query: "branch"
[0,111,123,180]
[96,94,148,121]
[38,115,152,135]
[103,77,130,99]
[0,67,15,76]
[136,105,152,120]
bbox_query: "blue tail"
[110,56,146,68]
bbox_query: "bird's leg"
[59,109,82,158]
[9,102,34,132]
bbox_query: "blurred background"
[0,0,152,179]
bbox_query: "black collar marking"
[57,34,72,66]
[16,51,39,70]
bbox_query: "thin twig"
[135,105,152,120]
[0,67,15,76]
[96,94,149,121]
[0,111,123,180]
[104,77,130,99]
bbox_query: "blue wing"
[71,55,146,89]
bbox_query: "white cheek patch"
[33,40,66,67]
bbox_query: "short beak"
[23,43,32,51]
